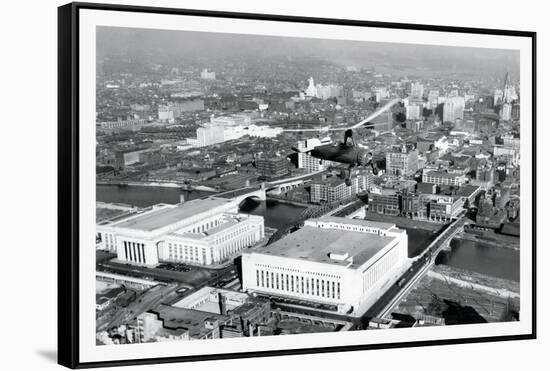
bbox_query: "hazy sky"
[97,26,520,79]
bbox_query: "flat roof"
[112,197,233,232]
[255,226,395,268]
[151,304,229,339]
[424,171,463,179]
[311,176,346,186]
[313,216,396,230]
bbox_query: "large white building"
[97,197,265,266]
[310,172,372,203]
[443,96,465,123]
[241,216,408,316]
[406,104,422,120]
[200,68,216,80]
[410,82,424,100]
[190,115,281,147]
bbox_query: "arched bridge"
[214,186,267,206]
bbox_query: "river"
[437,239,520,282]
[96,184,306,230]
[97,184,519,282]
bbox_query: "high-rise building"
[410,82,424,100]
[443,96,465,123]
[500,102,512,121]
[374,87,388,103]
[406,104,422,120]
[386,145,419,176]
[428,90,440,109]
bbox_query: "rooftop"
[254,226,395,268]
[312,215,397,231]
[424,171,463,179]
[311,176,346,187]
[111,198,233,232]
[150,304,229,339]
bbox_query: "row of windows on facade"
[104,233,115,249]
[180,223,255,245]
[256,270,341,300]
[167,232,256,262]
[168,244,209,263]
[254,263,341,279]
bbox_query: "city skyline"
[94,24,522,347]
[97,26,520,81]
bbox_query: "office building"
[427,90,440,108]
[406,104,422,120]
[500,102,512,121]
[386,145,419,176]
[422,170,466,186]
[310,172,372,203]
[256,155,289,180]
[410,82,424,100]
[158,99,204,122]
[367,188,401,216]
[241,216,408,315]
[443,96,465,123]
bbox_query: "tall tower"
[502,72,511,103]
[305,77,317,97]
[499,72,513,121]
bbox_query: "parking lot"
[156,262,192,272]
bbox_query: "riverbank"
[394,264,520,324]
[430,264,519,299]
[461,229,520,251]
[97,180,218,192]
[265,196,311,207]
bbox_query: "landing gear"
[344,164,354,186]
[343,129,355,146]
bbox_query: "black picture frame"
[58,2,537,369]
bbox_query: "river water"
[96,184,306,230]
[96,184,519,282]
[438,239,520,282]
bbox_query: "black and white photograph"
[55,2,537,369]
[95,27,524,340]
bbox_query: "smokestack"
[248,322,254,337]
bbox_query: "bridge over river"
[359,213,470,325]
